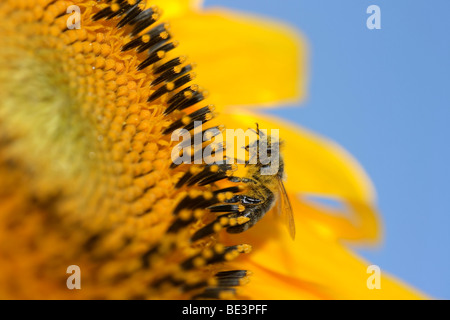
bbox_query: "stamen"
[162,105,213,135]
[181,245,249,271]
[215,270,251,287]
[152,63,196,86]
[148,73,196,102]
[130,7,161,36]
[137,42,179,71]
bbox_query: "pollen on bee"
[237,216,250,225]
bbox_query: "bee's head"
[244,123,284,176]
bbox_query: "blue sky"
[205,0,450,299]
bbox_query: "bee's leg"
[228,176,259,185]
[225,195,241,203]
[240,195,262,205]
[227,176,266,200]
[225,194,261,205]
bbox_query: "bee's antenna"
[246,152,258,167]
[255,123,266,138]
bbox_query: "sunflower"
[0,0,424,299]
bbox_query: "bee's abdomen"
[190,191,275,241]
[226,193,275,234]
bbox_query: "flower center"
[0,0,253,299]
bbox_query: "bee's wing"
[276,177,296,240]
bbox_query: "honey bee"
[224,124,296,240]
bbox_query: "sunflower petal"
[167,9,307,107]
[223,202,426,300]
[299,197,381,243]
[150,0,203,19]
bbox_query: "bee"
[224,124,296,240]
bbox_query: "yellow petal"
[300,198,380,243]
[150,0,203,20]
[167,9,307,107]
[224,201,426,300]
